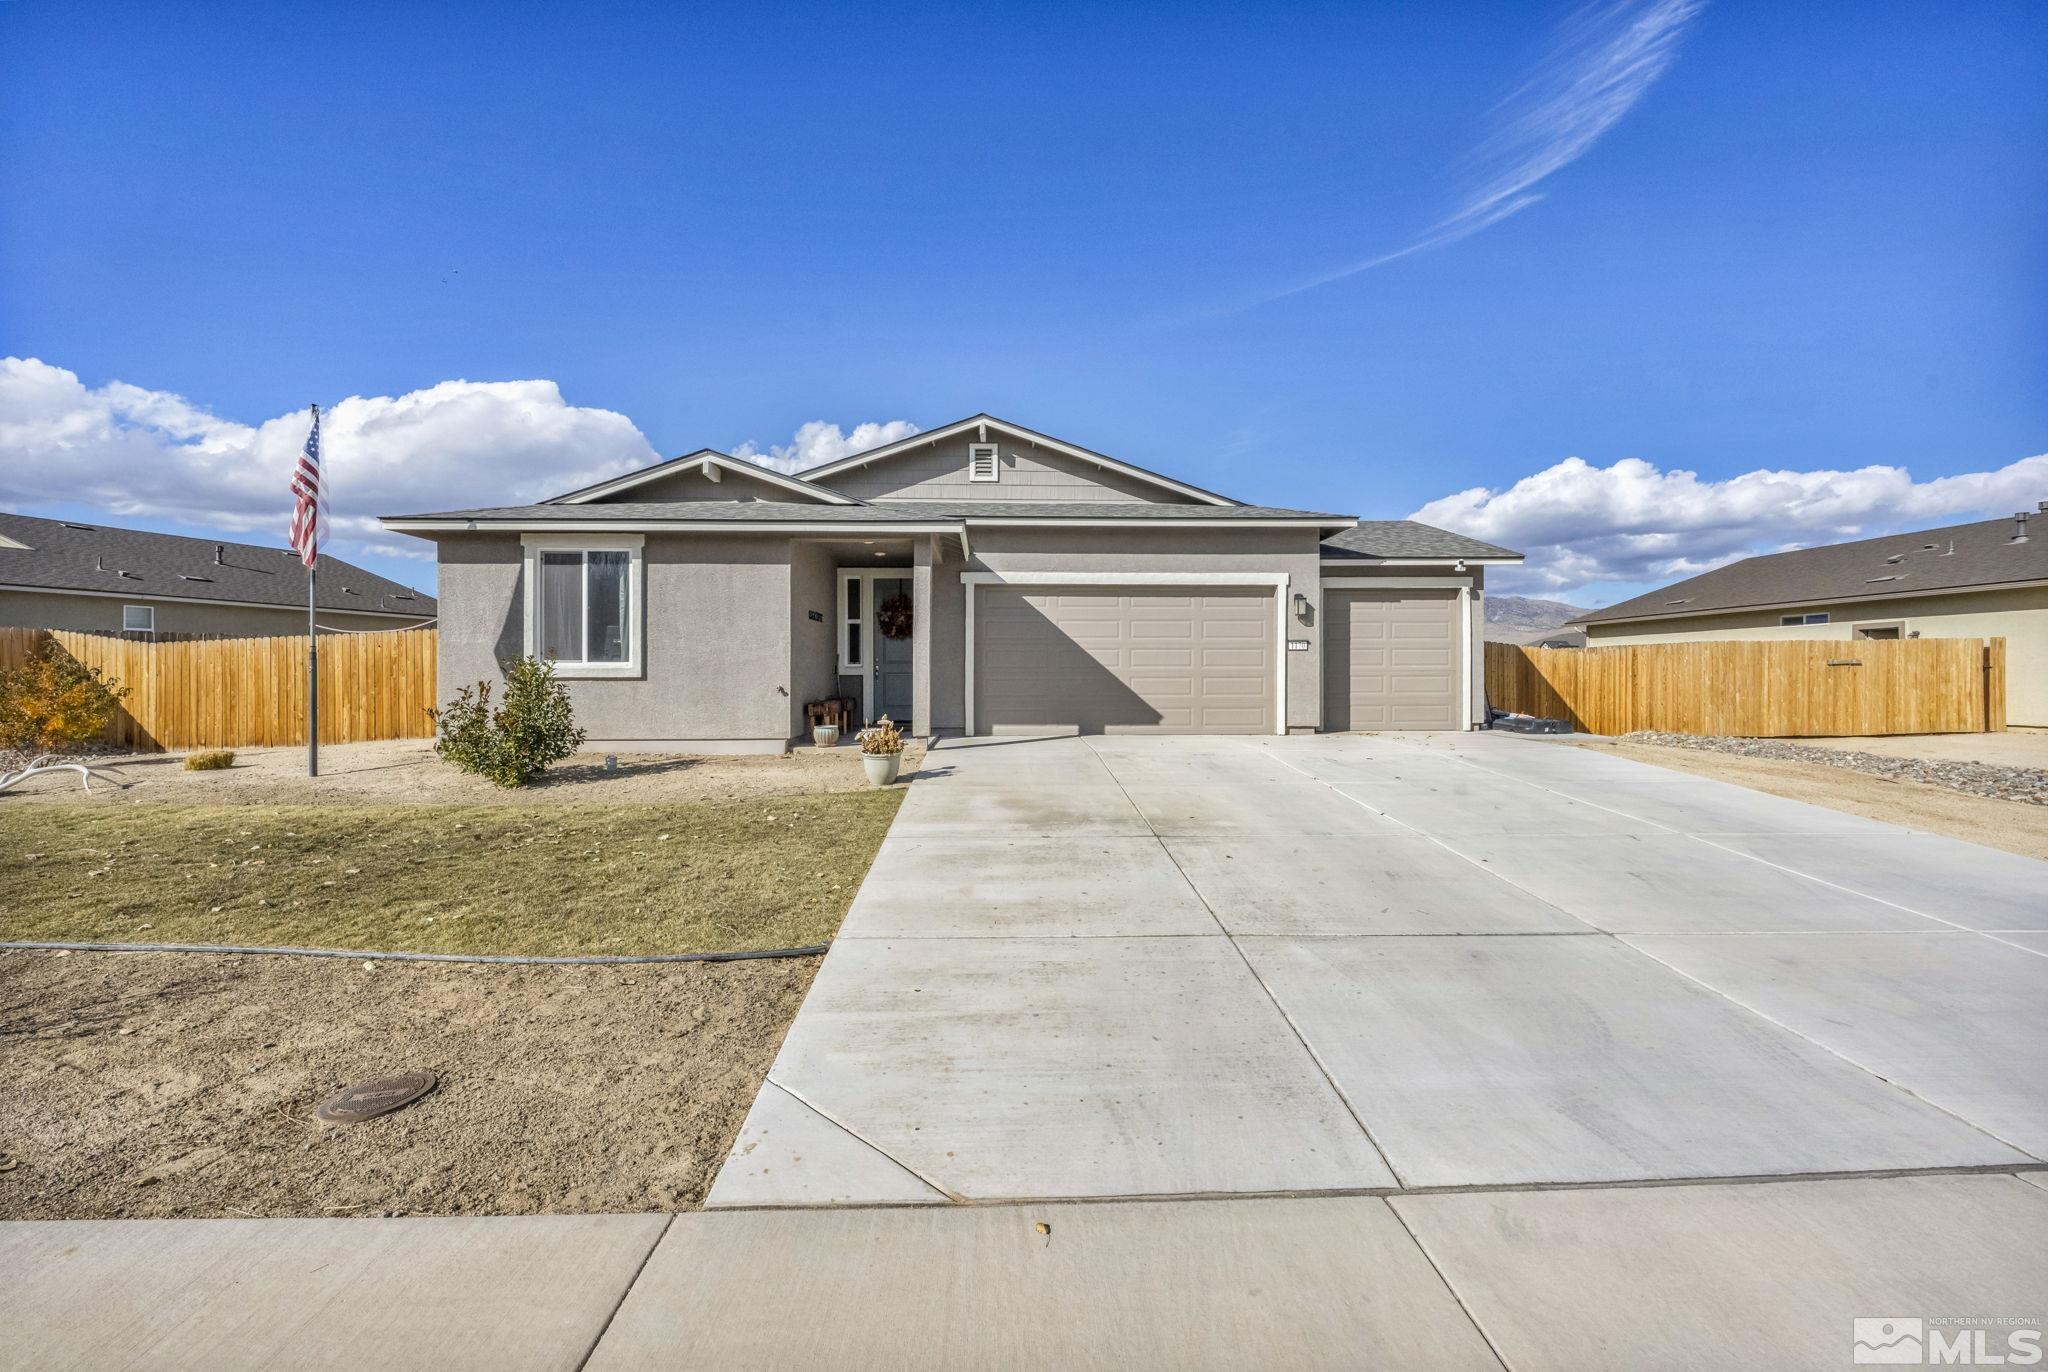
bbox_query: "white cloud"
[0,357,659,557]
[1412,451,2048,597]
[1262,0,1704,303]
[731,419,920,474]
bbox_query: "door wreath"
[876,593,915,640]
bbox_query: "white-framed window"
[121,604,155,637]
[968,442,999,483]
[1779,612,1829,625]
[839,572,864,671]
[519,533,644,677]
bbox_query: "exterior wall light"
[1292,592,1311,619]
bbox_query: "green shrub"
[431,655,586,788]
[183,749,236,771]
[0,638,130,755]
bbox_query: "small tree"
[431,655,585,788]
[0,639,130,757]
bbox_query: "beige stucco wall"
[0,588,427,637]
[823,434,1173,503]
[936,526,1328,734]
[1582,585,2047,727]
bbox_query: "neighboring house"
[381,414,1522,751]
[1572,510,2048,726]
[0,512,436,639]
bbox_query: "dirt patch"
[3,738,924,807]
[0,948,811,1219]
[1561,736,2048,860]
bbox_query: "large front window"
[523,535,643,676]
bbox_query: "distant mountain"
[1484,594,1590,645]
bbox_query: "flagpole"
[306,403,320,779]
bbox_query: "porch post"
[912,535,934,744]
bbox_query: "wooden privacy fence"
[0,626,438,752]
[1485,638,2007,737]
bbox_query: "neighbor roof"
[381,501,1353,528]
[0,512,436,617]
[1321,521,1522,562]
[1575,515,2048,626]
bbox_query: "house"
[0,511,436,638]
[1572,510,2048,726]
[381,415,1521,751]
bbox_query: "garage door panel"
[976,586,1275,735]
[1324,588,1460,732]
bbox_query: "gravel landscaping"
[1618,731,2048,806]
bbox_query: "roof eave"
[798,414,1243,507]
[543,451,864,506]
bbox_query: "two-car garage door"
[975,586,1275,734]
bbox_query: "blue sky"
[2,0,2043,605]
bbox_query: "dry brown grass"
[0,794,902,955]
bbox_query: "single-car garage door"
[1323,588,1461,730]
[975,586,1275,734]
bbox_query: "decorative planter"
[812,724,841,748]
[862,752,902,787]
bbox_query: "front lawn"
[0,794,902,955]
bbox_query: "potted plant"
[812,721,841,748]
[859,715,904,786]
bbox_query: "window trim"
[967,442,1000,483]
[836,569,866,673]
[121,603,155,637]
[1779,612,1830,626]
[519,533,644,678]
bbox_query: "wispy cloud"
[1259,0,1704,304]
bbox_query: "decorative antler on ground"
[0,755,128,796]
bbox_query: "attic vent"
[1884,554,1904,564]
[1865,575,1902,583]
[178,574,212,582]
[1664,597,1692,606]
[63,522,96,531]
[968,443,999,483]
[342,586,358,595]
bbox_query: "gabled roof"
[1574,514,2048,626]
[0,511,435,617]
[544,450,862,506]
[382,501,1352,530]
[1322,521,1522,563]
[798,414,1241,506]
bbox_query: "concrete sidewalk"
[8,1174,2046,1370]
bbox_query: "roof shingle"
[1321,520,1522,561]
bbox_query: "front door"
[872,576,914,726]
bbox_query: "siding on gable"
[589,466,802,504]
[821,434,1182,503]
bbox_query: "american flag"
[288,406,325,568]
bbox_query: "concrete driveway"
[710,731,2046,1206]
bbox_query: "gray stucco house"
[382,415,1520,752]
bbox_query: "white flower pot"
[812,725,841,748]
[862,752,902,786]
